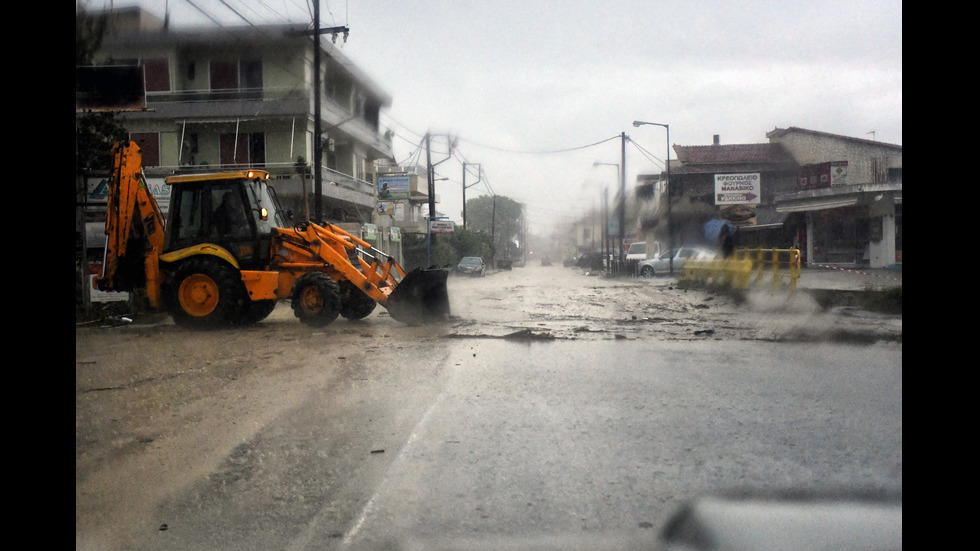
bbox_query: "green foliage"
[463,195,523,258]
[449,227,493,260]
[76,4,128,174]
[76,113,129,173]
[400,232,429,270]
[399,227,493,271]
[430,239,457,268]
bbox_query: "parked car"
[571,251,604,271]
[625,241,660,275]
[456,256,486,277]
[637,246,717,277]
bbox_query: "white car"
[625,241,660,275]
[637,246,717,277]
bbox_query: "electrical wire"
[456,134,621,155]
[627,136,665,170]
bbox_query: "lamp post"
[632,120,673,274]
[593,162,619,276]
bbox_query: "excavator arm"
[94,141,167,309]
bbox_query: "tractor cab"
[164,170,288,270]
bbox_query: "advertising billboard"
[75,66,147,112]
[378,175,410,200]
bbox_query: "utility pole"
[462,162,481,230]
[295,1,348,221]
[619,132,627,275]
[602,186,608,276]
[491,195,497,268]
[313,1,321,221]
[425,133,454,265]
[426,134,434,219]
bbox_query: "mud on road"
[76,265,899,548]
[446,266,902,345]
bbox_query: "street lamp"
[632,120,673,274]
[593,162,619,276]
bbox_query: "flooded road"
[447,264,901,344]
[76,264,901,550]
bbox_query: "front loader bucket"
[384,267,451,324]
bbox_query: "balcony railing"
[144,162,374,197]
[146,86,306,104]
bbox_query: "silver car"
[637,246,717,277]
[456,256,486,277]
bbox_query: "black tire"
[339,281,376,320]
[164,257,246,328]
[639,265,655,278]
[290,272,341,327]
[237,299,277,325]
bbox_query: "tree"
[464,195,523,259]
[76,2,129,174]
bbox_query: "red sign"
[798,161,848,190]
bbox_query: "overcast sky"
[92,0,903,236]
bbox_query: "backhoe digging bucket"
[384,267,451,324]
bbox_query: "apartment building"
[81,5,419,260]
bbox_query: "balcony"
[134,87,310,120]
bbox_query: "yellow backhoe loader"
[94,141,450,328]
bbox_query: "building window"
[240,60,263,98]
[181,134,199,165]
[209,59,262,98]
[220,133,265,167]
[142,58,171,92]
[210,60,238,90]
[130,132,160,166]
[248,133,266,166]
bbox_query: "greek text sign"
[428,220,455,234]
[714,173,761,205]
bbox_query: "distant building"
[634,129,901,268]
[769,127,901,268]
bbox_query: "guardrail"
[684,248,802,290]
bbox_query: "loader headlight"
[260,206,269,221]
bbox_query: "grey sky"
[95,0,902,235]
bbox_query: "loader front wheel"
[165,257,245,328]
[339,281,377,321]
[291,272,341,327]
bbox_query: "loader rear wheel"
[291,272,341,327]
[165,257,245,328]
[339,281,377,321]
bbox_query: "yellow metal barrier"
[684,248,801,290]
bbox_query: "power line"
[627,137,665,170]
[215,0,259,27]
[456,134,621,155]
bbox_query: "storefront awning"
[776,196,860,213]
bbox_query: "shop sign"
[715,173,761,204]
